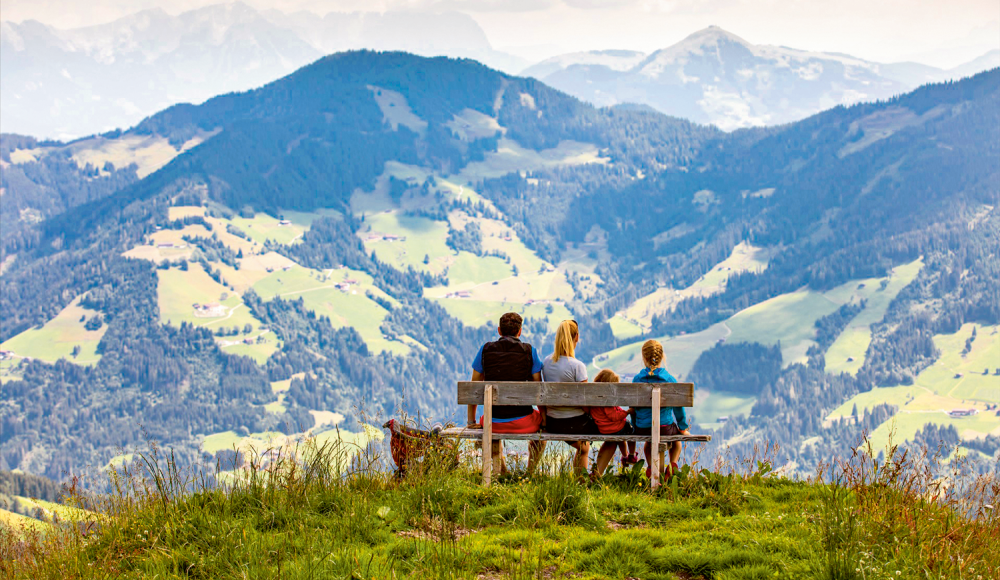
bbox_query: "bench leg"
[482,385,494,486]
[650,387,661,490]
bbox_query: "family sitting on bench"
[465,312,693,481]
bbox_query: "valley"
[0,52,997,481]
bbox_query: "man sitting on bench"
[467,312,547,474]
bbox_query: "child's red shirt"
[589,406,630,434]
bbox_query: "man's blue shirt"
[632,367,689,430]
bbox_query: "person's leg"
[627,441,637,458]
[575,441,591,473]
[669,441,683,466]
[591,442,618,478]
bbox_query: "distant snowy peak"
[637,26,876,80]
[526,26,1000,130]
[522,49,646,78]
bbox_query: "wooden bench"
[439,381,711,488]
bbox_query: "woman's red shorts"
[478,409,544,434]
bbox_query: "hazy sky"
[3,0,998,67]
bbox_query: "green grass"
[9,438,998,580]
[725,289,840,366]
[0,296,106,366]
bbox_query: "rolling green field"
[829,323,1000,451]
[826,386,925,420]
[359,212,453,275]
[446,252,513,287]
[607,316,644,340]
[693,390,757,428]
[432,298,572,334]
[614,242,771,337]
[157,265,263,331]
[225,213,307,246]
[0,296,107,366]
[252,266,408,355]
[600,258,928,381]
[455,138,606,184]
[914,323,1000,403]
[824,259,924,375]
[220,331,282,365]
[594,322,731,380]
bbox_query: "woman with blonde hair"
[541,319,596,473]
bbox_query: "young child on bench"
[589,368,639,478]
[633,339,689,480]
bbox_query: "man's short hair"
[498,312,523,337]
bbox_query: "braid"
[641,339,664,370]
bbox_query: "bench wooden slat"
[457,381,694,407]
[438,427,711,445]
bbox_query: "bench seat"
[439,428,711,445]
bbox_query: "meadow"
[0,295,107,366]
[4,431,997,580]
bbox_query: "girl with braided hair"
[633,339,689,480]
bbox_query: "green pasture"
[359,212,453,275]
[868,412,1000,454]
[251,266,407,355]
[221,331,281,365]
[592,322,731,380]
[14,496,91,523]
[693,390,757,428]
[616,242,771,336]
[225,213,306,246]
[432,298,571,335]
[446,252,513,286]
[455,138,605,184]
[826,386,925,420]
[157,265,266,336]
[0,296,106,366]
[607,316,644,341]
[824,259,923,375]
[914,323,1000,403]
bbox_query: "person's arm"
[673,406,689,432]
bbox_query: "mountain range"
[524,27,1000,130]
[0,2,524,139]
[1,51,998,481]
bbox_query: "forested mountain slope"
[1,53,997,480]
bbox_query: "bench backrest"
[457,381,694,407]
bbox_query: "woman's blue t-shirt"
[632,367,689,430]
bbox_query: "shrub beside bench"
[439,381,711,488]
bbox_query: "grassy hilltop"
[3,435,998,580]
